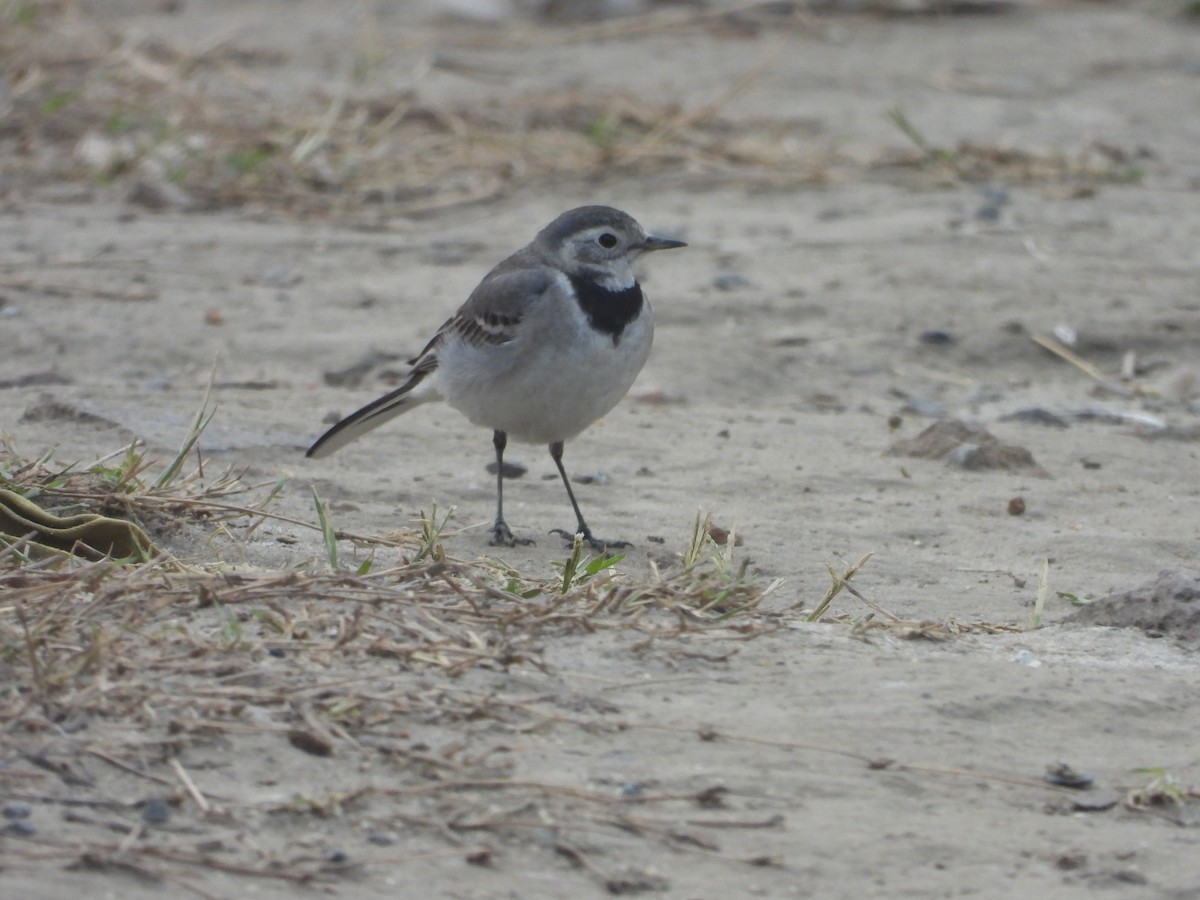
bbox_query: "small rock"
[5,820,36,837]
[1071,789,1121,812]
[918,329,955,346]
[1007,496,1025,516]
[259,269,303,289]
[1045,763,1094,789]
[889,420,1046,475]
[712,273,751,292]
[899,394,947,419]
[1011,649,1041,668]
[1052,324,1077,347]
[486,460,527,478]
[1054,850,1088,870]
[974,185,1009,221]
[999,407,1070,429]
[1067,568,1200,646]
[142,797,172,824]
[574,471,611,486]
[3,802,32,819]
[706,523,742,547]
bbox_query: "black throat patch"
[568,275,644,345]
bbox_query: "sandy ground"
[3,1,1200,897]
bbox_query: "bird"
[306,205,686,550]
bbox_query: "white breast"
[436,271,654,444]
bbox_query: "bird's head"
[537,205,686,289]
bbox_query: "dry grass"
[0,423,1049,891]
[0,2,1143,224]
[0,430,794,890]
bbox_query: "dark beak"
[640,234,687,252]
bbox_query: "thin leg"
[548,441,631,551]
[489,430,532,547]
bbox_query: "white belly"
[436,286,653,445]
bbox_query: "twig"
[1029,333,1108,383]
[169,758,211,813]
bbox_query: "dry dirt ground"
[3,1,1200,897]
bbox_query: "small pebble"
[918,329,955,346]
[900,395,947,419]
[999,407,1070,429]
[3,802,32,820]
[1045,763,1095,790]
[142,797,172,824]
[5,820,36,837]
[1072,789,1120,812]
[260,268,303,288]
[974,185,1010,221]
[1052,324,1077,347]
[1011,649,1042,668]
[1007,496,1026,516]
[712,273,751,292]
[486,460,527,478]
[621,782,645,798]
[574,471,611,486]
[326,849,349,864]
[268,647,287,658]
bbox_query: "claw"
[550,528,631,553]
[491,519,534,547]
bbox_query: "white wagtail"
[306,205,686,549]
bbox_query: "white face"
[557,224,647,286]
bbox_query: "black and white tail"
[306,366,440,458]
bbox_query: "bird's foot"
[550,528,631,553]
[490,519,534,548]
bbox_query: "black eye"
[597,232,618,249]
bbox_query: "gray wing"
[422,260,557,357]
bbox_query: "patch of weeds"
[610,512,778,620]
[414,502,455,564]
[311,487,374,574]
[584,112,619,148]
[1055,591,1091,606]
[154,376,218,491]
[226,144,274,175]
[1030,557,1050,629]
[12,2,39,26]
[217,601,245,649]
[40,89,77,115]
[311,486,341,571]
[90,442,152,494]
[1126,768,1200,810]
[807,552,874,622]
[553,532,624,594]
[104,112,138,135]
[886,106,959,169]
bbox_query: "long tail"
[306,368,440,459]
